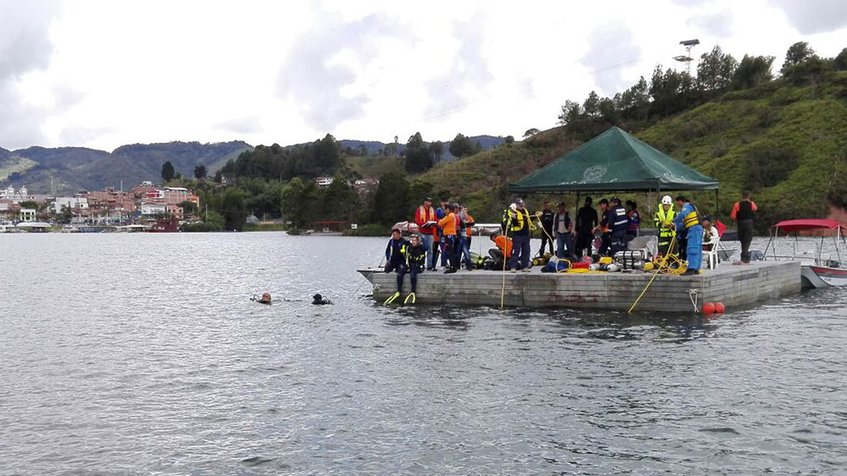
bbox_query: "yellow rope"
[628,233,679,314]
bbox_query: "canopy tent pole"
[715,189,720,221]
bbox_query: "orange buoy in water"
[714,302,725,314]
[702,302,716,315]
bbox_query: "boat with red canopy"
[763,219,846,289]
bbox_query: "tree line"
[559,42,847,140]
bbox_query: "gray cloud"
[424,18,494,119]
[0,0,61,149]
[214,115,262,135]
[58,125,114,146]
[277,11,406,132]
[580,24,641,96]
[771,0,847,34]
[687,10,733,38]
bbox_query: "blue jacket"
[385,238,410,264]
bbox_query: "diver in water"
[251,292,272,304]
[312,293,332,305]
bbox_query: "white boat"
[763,219,847,289]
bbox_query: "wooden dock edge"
[357,260,801,312]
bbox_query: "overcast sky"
[1,0,846,151]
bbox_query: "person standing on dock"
[507,198,535,271]
[625,200,641,242]
[673,196,703,275]
[575,197,598,258]
[415,197,437,270]
[609,197,629,255]
[553,202,574,259]
[654,195,676,256]
[438,203,461,273]
[433,198,450,269]
[730,191,758,264]
[595,198,611,256]
[537,202,555,257]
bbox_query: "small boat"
[763,219,847,289]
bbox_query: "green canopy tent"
[510,126,719,194]
[509,126,720,220]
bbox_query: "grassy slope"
[410,74,847,228]
[416,128,578,220]
[639,73,847,229]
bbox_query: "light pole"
[674,39,700,75]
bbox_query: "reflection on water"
[0,233,845,474]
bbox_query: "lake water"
[1,232,845,474]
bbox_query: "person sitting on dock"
[673,196,703,275]
[384,228,411,303]
[654,195,676,256]
[489,231,513,270]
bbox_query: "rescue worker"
[654,195,676,256]
[625,200,640,242]
[575,197,598,258]
[489,231,513,269]
[608,197,629,255]
[673,195,703,275]
[400,234,426,302]
[458,205,475,270]
[594,198,611,256]
[553,201,574,259]
[507,198,535,271]
[537,201,555,256]
[414,197,437,270]
[433,198,450,269]
[437,203,461,273]
[730,191,758,264]
[383,228,411,302]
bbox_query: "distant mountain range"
[0,135,505,195]
[0,141,253,195]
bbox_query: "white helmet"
[661,195,673,205]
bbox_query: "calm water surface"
[1,233,845,474]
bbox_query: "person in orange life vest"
[433,198,450,269]
[730,191,758,263]
[437,203,461,273]
[415,196,437,269]
[488,231,513,269]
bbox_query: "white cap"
[661,195,673,205]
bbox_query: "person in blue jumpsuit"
[608,197,629,255]
[673,196,702,275]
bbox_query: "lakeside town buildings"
[0,182,200,226]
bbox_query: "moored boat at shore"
[763,219,846,289]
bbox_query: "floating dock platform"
[358,260,801,312]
